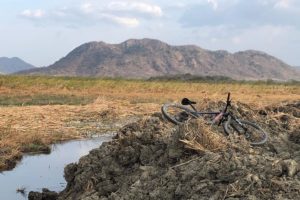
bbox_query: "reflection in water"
[0,136,112,200]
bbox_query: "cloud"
[274,0,291,9]
[6,0,300,67]
[107,1,163,17]
[207,0,218,10]
[101,14,140,27]
[18,1,162,28]
[179,0,300,28]
[81,3,94,14]
[20,9,45,19]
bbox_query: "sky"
[1,0,300,67]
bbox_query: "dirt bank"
[29,101,300,200]
[0,97,155,171]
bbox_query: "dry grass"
[0,76,299,170]
[0,76,299,106]
[0,96,160,170]
[179,119,229,153]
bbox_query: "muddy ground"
[29,101,300,200]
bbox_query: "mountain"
[0,57,35,74]
[17,39,300,80]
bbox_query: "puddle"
[0,135,112,200]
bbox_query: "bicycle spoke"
[162,104,197,124]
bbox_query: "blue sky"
[1,0,300,67]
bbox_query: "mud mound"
[29,105,300,200]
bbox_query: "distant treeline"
[148,74,300,85]
[0,74,299,86]
[148,74,233,82]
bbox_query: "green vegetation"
[0,94,94,106]
[148,74,300,85]
[0,75,299,106]
[21,142,50,154]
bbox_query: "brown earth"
[5,78,298,172]
[28,101,300,200]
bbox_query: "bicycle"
[161,93,268,145]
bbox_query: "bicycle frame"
[184,92,232,125]
[162,92,268,145]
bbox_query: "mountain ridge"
[17,38,300,80]
[0,57,35,74]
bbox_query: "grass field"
[1,75,299,105]
[0,75,299,170]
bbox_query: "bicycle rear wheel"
[161,103,198,125]
[224,117,268,145]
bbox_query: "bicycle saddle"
[181,98,196,105]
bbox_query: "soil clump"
[29,101,300,200]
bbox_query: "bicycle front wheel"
[224,117,268,145]
[161,103,198,125]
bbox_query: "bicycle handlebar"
[213,93,231,126]
[223,92,231,113]
[226,92,230,103]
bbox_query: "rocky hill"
[18,39,300,80]
[0,57,35,74]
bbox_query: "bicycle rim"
[224,118,268,145]
[161,103,198,125]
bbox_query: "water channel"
[0,135,112,200]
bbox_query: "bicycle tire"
[161,103,198,125]
[224,117,268,145]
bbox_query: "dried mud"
[29,101,300,200]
